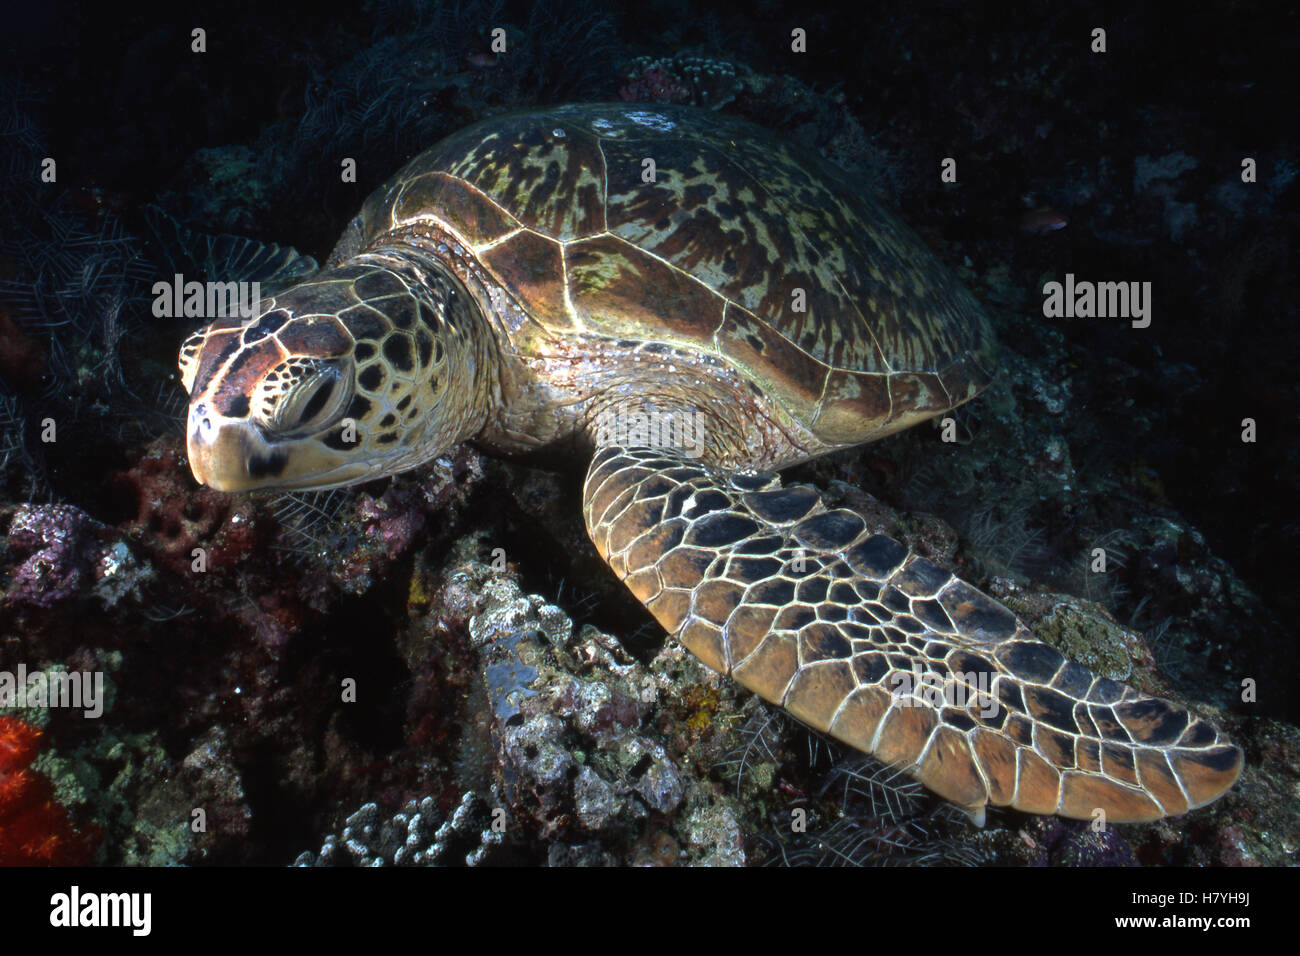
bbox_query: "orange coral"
[0,715,99,866]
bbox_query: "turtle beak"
[186,401,372,492]
[186,402,287,492]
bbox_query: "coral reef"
[111,437,258,578]
[0,715,99,865]
[620,54,748,109]
[294,791,502,867]
[414,534,750,865]
[2,502,152,619]
[4,504,104,610]
[1020,816,1138,867]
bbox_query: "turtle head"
[179,258,486,492]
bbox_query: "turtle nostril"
[201,417,212,434]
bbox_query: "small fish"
[1019,207,1068,235]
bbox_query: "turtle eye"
[177,328,207,395]
[255,358,352,436]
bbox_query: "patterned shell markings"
[353,105,997,444]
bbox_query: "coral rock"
[4,504,104,610]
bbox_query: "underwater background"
[0,0,1296,866]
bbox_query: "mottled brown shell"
[338,104,996,444]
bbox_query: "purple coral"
[1026,816,1137,866]
[619,66,690,104]
[4,504,102,609]
[358,486,427,555]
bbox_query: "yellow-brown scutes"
[477,231,569,330]
[391,172,520,250]
[567,235,725,341]
[582,446,1244,824]
[406,122,606,241]
[338,104,996,444]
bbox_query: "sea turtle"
[178,104,1242,825]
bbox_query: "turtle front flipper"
[583,445,1243,824]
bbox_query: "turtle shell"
[340,104,996,444]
